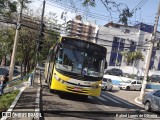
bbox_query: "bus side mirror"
[54,43,62,54]
[105,61,108,69]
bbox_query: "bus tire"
[105,86,107,91]
[50,89,52,93]
[81,95,88,101]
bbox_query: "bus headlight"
[53,73,66,83]
[92,84,102,89]
[53,73,61,81]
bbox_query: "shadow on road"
[41,83,144,110]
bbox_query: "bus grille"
[66,86,89,94]
[66,81,91,88]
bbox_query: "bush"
[0,90,19,112]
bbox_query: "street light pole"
[9,0,23,81]
[139,0,160,101]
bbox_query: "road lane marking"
[88,96,109,109]
[98,96,108,101]
[97,101,109,109]
[101,94,120,104]
[112,96,134,106]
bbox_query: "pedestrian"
[0,73,9,95]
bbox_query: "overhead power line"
[45,0,157,26]
[132,0,149,12]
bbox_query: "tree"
[38,30,60,63]
[72,0,133,25]
[16,24,59,75]
[0,27,15,66]
[0,0,17,17]
[121,50,144,66]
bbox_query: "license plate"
[74,87,82,91]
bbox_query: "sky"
[27,0,160,29]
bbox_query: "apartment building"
[66,15,98,43]
[98,22,160,70]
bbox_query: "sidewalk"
[1,72,41,120]
[135,96,143,105]
[134,89,155,105]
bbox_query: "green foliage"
[0,0,17,17]
[15,26,59,74]
[121,50,144,65]
[0,90,19,112]
[38,30,60,62]
[0,0,32,17]
[119,8,133,25]
[82,0,95,7]
[0,27,15,65]
[82,0,133,25]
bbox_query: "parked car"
[123,73,130,78]
[104,68,123,76]
[143,90,160,112]
[118,80,142,91]
[101,78,113,91]
[150,74,160,83]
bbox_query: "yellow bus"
[44,36,107,98]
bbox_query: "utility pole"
[115,38,121,67]
[32,0,46,86]
[139,0,160,100]
[9,0,23,81]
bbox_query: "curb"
[1,73,41,119]
[34,87,41,119]
[4,82,28,94]
[34,72,41,119]
[135,97,142,105]
[1,87,26,120]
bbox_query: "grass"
[0,90,19,112]
[8,78,28,87]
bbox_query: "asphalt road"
[40,77,160,120]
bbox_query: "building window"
[130,41,136,46]
[111,58,115,63]
[124,29,130,33]
[114,37,119,42]
[121,39,125,43]
[116,59,121,65]
[112,47,117,52]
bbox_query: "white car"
[118,80,142,91]
[101,78,113,91]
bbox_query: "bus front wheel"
[81,95,88,101]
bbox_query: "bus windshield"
[55,48,105,77]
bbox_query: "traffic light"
[37,23,45,51]
[40,23,46,37]
[38,41,44,51]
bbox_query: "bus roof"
[59,36,107,51]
